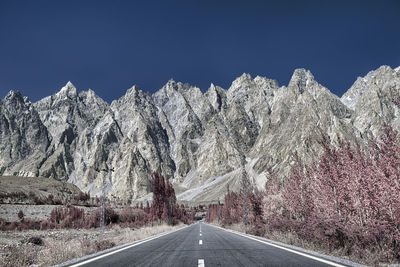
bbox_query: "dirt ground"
[0,224,185,267]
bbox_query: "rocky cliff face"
[341,66,400,136]
[33,82,110,180]
[0,91,51,177]
[0,65,399,203]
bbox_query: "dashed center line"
[199,240,203,245]
[200,233,202,236]
[198,259,205,267]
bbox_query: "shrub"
[247,222,266,237]
[94,240,115,252]
[45,194,63,205]
[74,192,90,202]
[8,221,19,230]
[28,236,44,246]
[17,210,24,221]
[85,206,119,228]
[0,218,6,230]
[40,220,56,230]
[119,206,147,227]
[50,205,84,228]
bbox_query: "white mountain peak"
[231,73,252,88]
[126,85,142,95]
[58,81,77,98]
[66,81,74,87]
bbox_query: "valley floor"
[0,204,97,222]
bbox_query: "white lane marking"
[199,240,203,245]
[69,225,190,267]
[200,233,202,236]
[198,259,205,267]
[208,224,345,267]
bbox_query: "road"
[66,222,349,267]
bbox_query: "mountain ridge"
[1,65,399,203]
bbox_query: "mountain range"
[1,65,399,204]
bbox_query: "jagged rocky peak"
[225,73,278,129]
[230,73,253,89]
[111,85,159,131]
[34,81,77,110]
[288,68,316,94]
[1,91,34,120]
[154,79,196,102]
[152,79,207,129]
[342,65,400,135]
[124,84,146,99]
[4,90,23,101]
[153,79,205,108]
[152,79,213,182]
[229,72,279,91]
[153,79,178,107]
[111,85,155,117]
[110,84,175,179]
[57,81,77,99]
[227,72,279,103]
[2,90,32,113]
[78,88,96,100]
[254,75,279,91]
[228,73,254,98]
[32,82,110,180]
[205,83,227,112]
[0,91,51,177]
[34,82,108,141]
[286,68,345,109]
[341,65,399,110]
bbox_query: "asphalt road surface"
[67,222,349,267]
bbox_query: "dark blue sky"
[0,0,399,102]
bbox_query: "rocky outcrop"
[0,91,51,177]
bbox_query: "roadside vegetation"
[0,173,196,231]
[0,172,198,266]
[206,126,400,265]
[0,223,184,266]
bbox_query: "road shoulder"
[55,224,191,267]
[204,223,364,267]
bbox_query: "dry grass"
[0,223,185,267]
[212,222,387,266]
